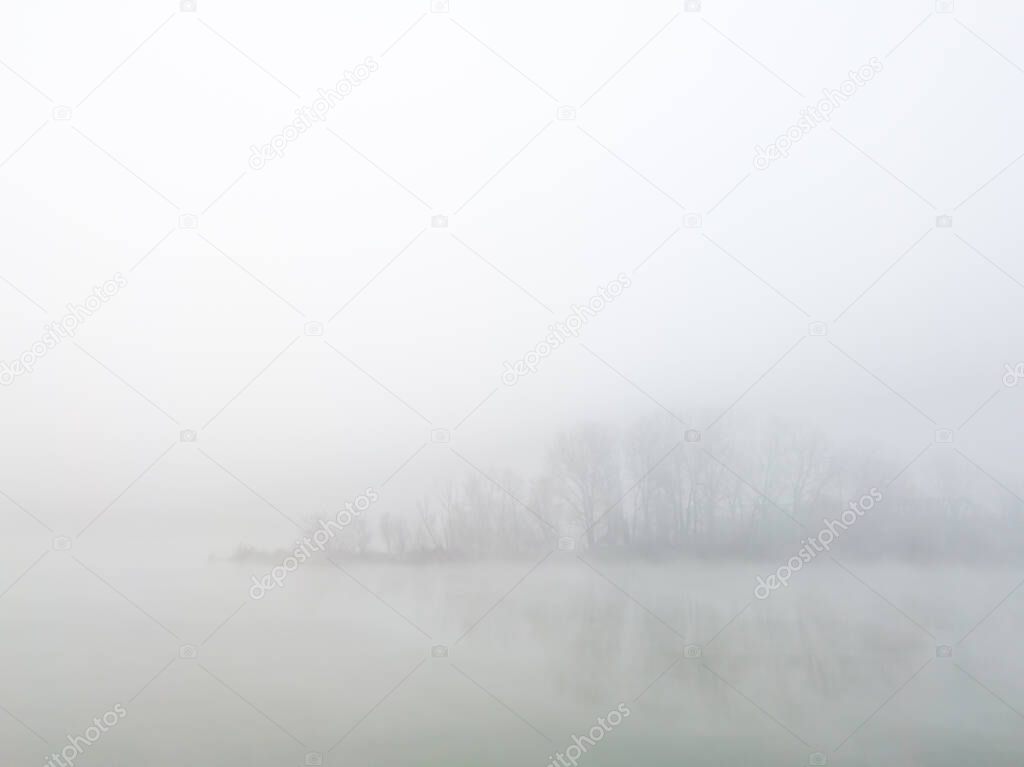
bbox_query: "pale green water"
[1,555,1021,765]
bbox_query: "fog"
[2,0,1024,764]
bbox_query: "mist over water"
[4,0,1024,765]
[3,556,1024,766]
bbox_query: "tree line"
[236,413,1024,563]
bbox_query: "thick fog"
[2,1,1024,765]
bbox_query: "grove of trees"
[239,413,1024,564]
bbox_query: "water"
[2,553,1023,765]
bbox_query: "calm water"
[1,553,1022,765]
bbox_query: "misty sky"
[1,0,1023,549]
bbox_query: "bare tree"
[551,423,622,548]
